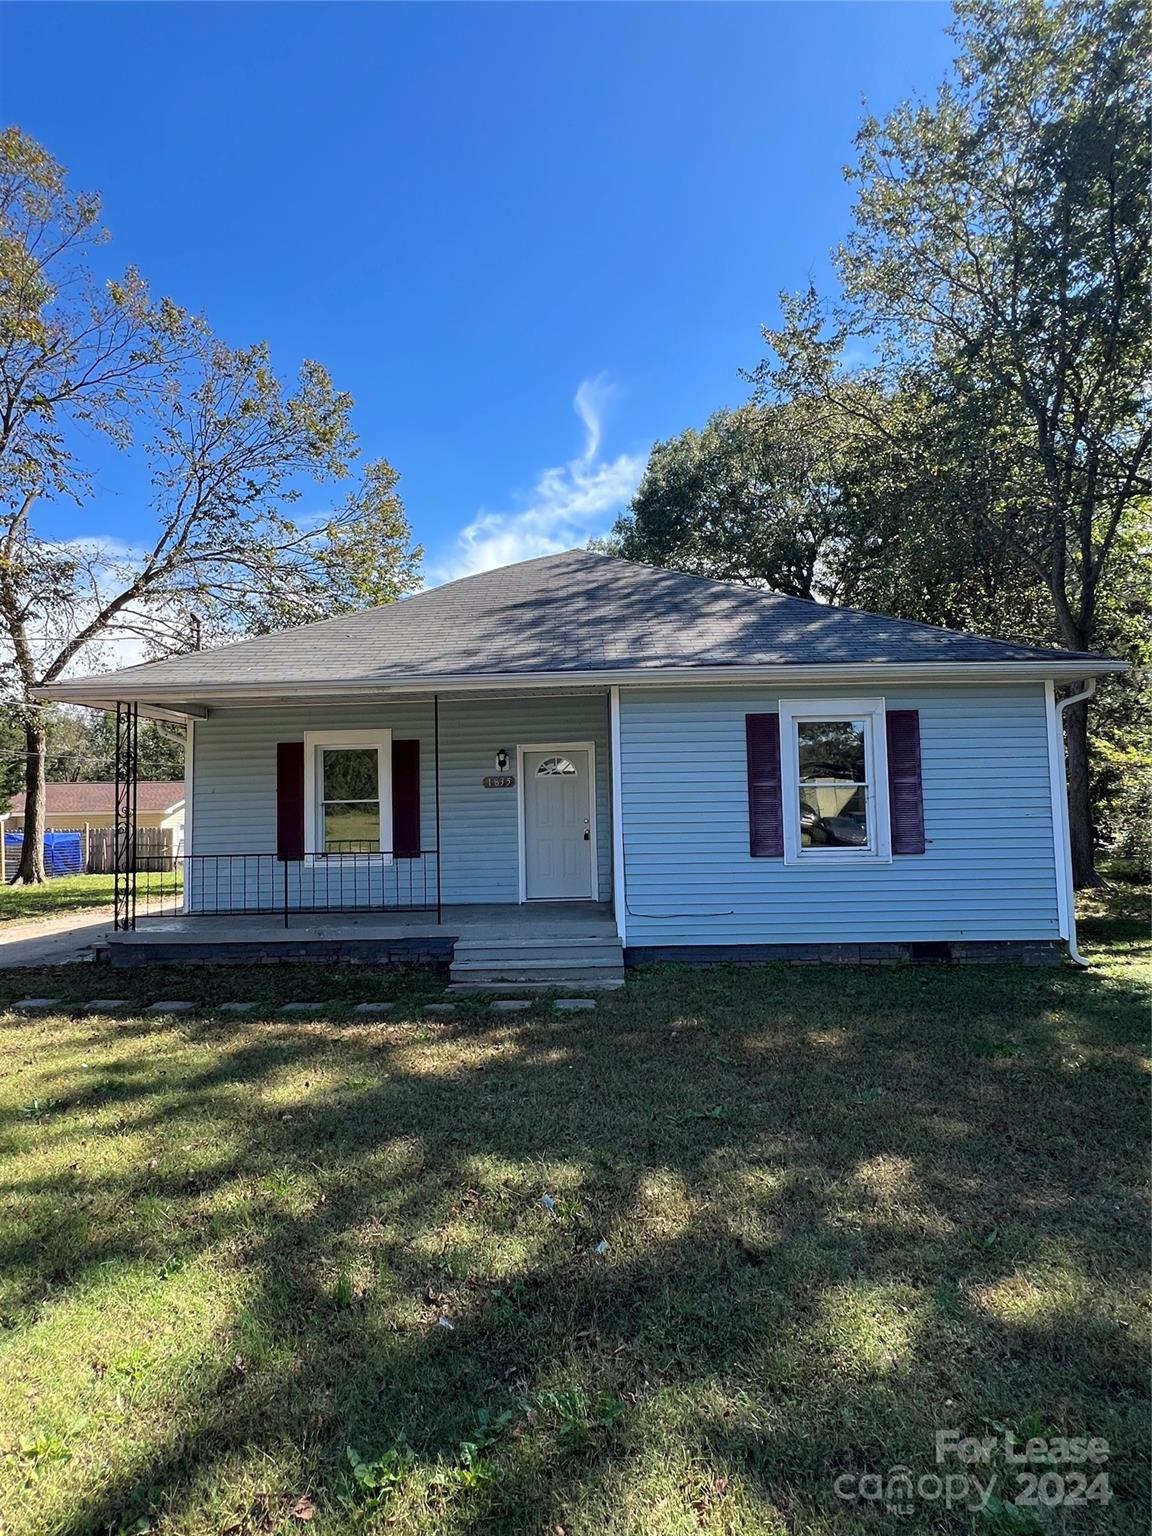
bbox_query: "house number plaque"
[482,774,516,789]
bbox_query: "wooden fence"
[84,825,176,873]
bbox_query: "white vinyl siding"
[190,694,611,905]
[617,683,1060,945]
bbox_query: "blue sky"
[1,1,955,585]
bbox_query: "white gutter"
[1045,678,1097,968]
[33,657,1128,717]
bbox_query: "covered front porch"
[104,901,624,986]
[115,900,616,946]
[109,685,625,964]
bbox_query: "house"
[36,550,1123,977]
[4,781,185,842]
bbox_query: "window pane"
[322,747,378,802]
[797,720,866,783]
[798,786,869,849]
[323,801,381,852]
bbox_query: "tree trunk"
[12,718,47,885]
[1063,697,1101,890]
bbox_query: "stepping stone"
[145,1001,196,1015]
[84,999,132,1013]
[277,1002,325,1015]
[555,999,597,1011]
[490,999,532,1012]
[352,1002,395,1017]
[422,1003,457,1018]
[12,998,61,1012]
[217,1002,257,1014]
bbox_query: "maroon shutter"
[392,739,421,857]
[276,742,305,861]
[746,714,784,857]
[886,710,925,855]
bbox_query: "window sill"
[783,850,892,868]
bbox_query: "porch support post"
[113,700,139,931]
[433,692,442,922]
[609,685,627,945]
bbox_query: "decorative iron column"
[113,701,139,931]
[433,693,442,923]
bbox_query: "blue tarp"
[3,831,84,877]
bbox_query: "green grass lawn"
[0,871,182,925]
[0,892,1147,1535]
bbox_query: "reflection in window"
[796,720,869,849]
[321,746,381,852]
[536,756,578,776]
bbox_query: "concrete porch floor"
[113,901,617,946]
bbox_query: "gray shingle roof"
[53,550,1111,694]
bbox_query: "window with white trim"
[779,699,890,865]
[303,729,392,855]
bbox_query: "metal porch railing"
[125,848,442,928]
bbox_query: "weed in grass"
[14,1429,73,1478]
[18,1098,60,1119]
[453,1408,517,1493]
[966,1227,1002,1251]
[457,1406,517,1464]
[535,1385,625,1455]
[345,1439,415,1509]
[976,1493,1047,1533]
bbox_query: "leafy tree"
[81,711,185,782]
[605,400,848,600]
[0,130,421,882]
[755,0,1150,885]
[0,705,184,809]
[830,366,1058,642]
[245,458,423,633]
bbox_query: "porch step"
[448,978,626,994]
[452,936,620,951]
[449,935,625,991]
[451,947,623,967]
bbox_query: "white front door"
[521,747,595,900]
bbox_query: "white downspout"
[609,686,627,946]
[1047,678,1096,968]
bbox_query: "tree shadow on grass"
[0,959,1148,1534]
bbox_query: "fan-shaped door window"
[536,755,578,776]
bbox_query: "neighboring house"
[4,782,185,844]
[37,550,1122,968]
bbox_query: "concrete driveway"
[0,909,115,967]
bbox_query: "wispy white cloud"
[573,373,614,459]
[433,377,644,583]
